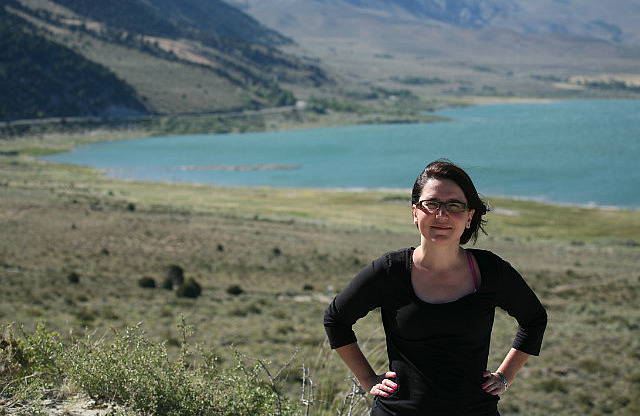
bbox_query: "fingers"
[482,372,506,396]
[369,372,397,397]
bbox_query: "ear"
[466,209,475,228]
[412,204,419,224]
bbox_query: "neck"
[414,242,464,270]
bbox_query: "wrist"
[495,371,508,391]
[360,374,379,391]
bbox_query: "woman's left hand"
[481,371,507,396]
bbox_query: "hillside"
[4,0,640,123]
[1,0,330,121]
[0,7,146,121]
[53,0,293,46]
[232,0,640,99]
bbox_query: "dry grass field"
[1,130,639,415]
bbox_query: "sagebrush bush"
[0,321,301,415]
[67,271,80,284]
[162,276,174,290]
[0,321,367,416]
[176,278,201,298]
[0,323,65,415]
[63,322,294,415]
[0,324,26,381]
[166,264,185,286]
[138,276,156,288]
[227,284,244,296]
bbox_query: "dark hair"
[411,159,488,244]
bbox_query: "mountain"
[233,0,640,45]
[1,7,146,121]
[1,0,329,121]
[52,0,293,46]
[230,0,640,97]
[341,0,640,44]
[4,0,640,122]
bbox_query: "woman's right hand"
[366,371,397,397]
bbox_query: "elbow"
[323,303,337,329]
[538,305,548,332]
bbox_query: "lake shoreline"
[3,99,639,212]
[96,173,640,213]
[40,99,640,211]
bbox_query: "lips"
[431,225,452,230]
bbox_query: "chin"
[427,235,458,244]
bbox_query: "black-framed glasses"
[417,200,468,213]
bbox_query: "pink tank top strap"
[466,250,479,291]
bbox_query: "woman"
[324,160,547,415]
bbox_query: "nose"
[435,205,448,217]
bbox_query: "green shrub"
[227,284,244,296]
[177,278,202,298]
[20,323,64,379]
[0,324,27,381]
[162,276,174,290]
[62,323,294,415]
[1,323,65,413]
[167,264,185,286]
[2,322,370,415]
[138,276,156,288]
[67,272,80,284]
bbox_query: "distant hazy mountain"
[343,0,518,28]
[232,0,640,45]
[229,0,640,98]
[343,0,638,44]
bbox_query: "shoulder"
[373,248,412,272]
[333,248,412,307]
[467,249,520,281]
[467,248,505,268]
[355,248,411,285]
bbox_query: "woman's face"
[412,178,475,245]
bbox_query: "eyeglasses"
[417,200,468,213]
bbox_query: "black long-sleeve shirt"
[324,248,547,415]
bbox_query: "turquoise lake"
[43,100,640,210]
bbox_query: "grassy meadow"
[1,128,639,415]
